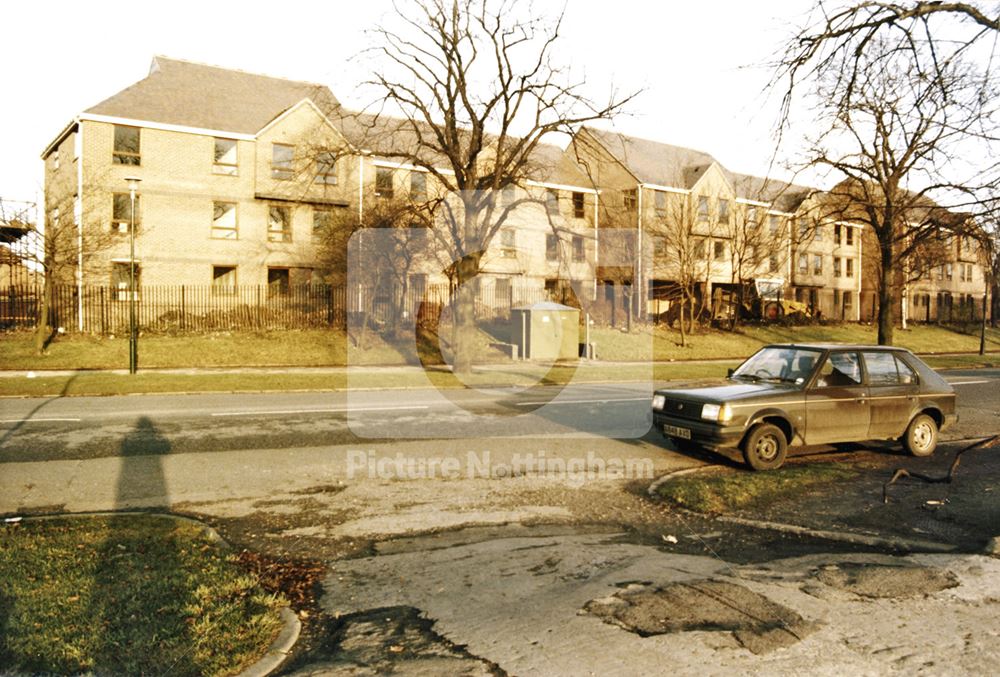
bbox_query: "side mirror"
[900,374,913,385]
[727,368,735,377]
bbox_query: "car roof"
[762,343,911,352]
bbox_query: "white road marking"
[515,397,650,407]
[948,380,991,386]
[0,417,82,424]
[210,405,428,417]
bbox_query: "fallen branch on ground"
[883,434,1000,503]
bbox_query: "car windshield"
[731,347,822,385]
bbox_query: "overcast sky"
[2,0,818,206]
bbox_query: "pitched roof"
[581,127,815,211]
[85,56,340,135]
[581,127,718,188]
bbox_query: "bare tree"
[779,25,991,343]
[358,0,636,373]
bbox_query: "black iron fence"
[0,282,567,334]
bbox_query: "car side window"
[814,352,862,388]
[862,351,900,386]
[894,355,918,385]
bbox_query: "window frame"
[315,150,338,185]
[271,143,295,180]
[375,167,394,199]
[112,192,140,232]
[211,265,238,295]
[268,205,292,243]
[113,125,141,166]
[572,234,585,262]
[545,233,559,262]
[572,192,585,219]
[213,138,238,176]
[211,201,238,240]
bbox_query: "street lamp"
[124,176,141,374]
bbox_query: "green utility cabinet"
[511,301,580,360]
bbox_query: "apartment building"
[40,56,987,329]
[41,57,598,308]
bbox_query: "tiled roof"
[580,127,815,211]
[85,56,340,134]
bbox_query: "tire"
[742,423,788,470]
[902,413,938,457]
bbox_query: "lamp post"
[124,176,141,374]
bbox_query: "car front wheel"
[742,423,788,471]
[902,413,938,457]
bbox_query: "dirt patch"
[279,606,504,676]
[584,579,820,655]
[813,562,959,598]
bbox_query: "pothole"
[584,579,820,655]
[813,562,959,598]
[281,605,504,676]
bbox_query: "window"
[863,351,902,386]
[573,235,585,262]
[410,172,427,201]
[835,224,842,245]
[945,263,953,280]
[623,189,637,210]
[546,233,559,261]
[798,253,808,274]
[834,289,841,307]
[112,193,140,232]
[815,352,862,387]
[495,277,510,300]
[695,238,707,260]
[713,239,726,261]
[697,196,709,222]
[375,168,394,199]
[111,261,141,299]
[267,268,290,295]
[113,125,140,165]
[961,263,973,282]
[843,290,853,310]
[213,138,238,175]
[846,226,854,246]
[768,214,781,234]
[845,258,854,278]
[798,220,809,241]
[654,237,667,256]
[833,256,842,277]
[316,150,337,185]
[768,255,779,273]
[572,192,585,219]
[747,206,758,227]
[271,143,294,180]
[654,191,666,212]
[546,189,560,216]
[313,208,334,236]
[212,265,237,295]
[268,205,291,242]
[212,202,237,239]
[813,254,823,276]
[501,228,516,257]
[53,147,60,171]
[718,198,729,223]
[813,219,823,241]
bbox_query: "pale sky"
[2,0,818,207]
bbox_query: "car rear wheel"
[902,413,938,457]
[742,423,788,471]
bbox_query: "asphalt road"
[0,370,996,464]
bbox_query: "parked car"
[651,344,958,470]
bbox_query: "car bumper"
[652,413,745,451]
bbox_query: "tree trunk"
[34,275,53,354]
[451,252,480,376]
[678,299,687,347]
[876,244,895,345]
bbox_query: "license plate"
[665,425,691,440]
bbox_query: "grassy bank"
[0,514,285,676]
[656,463,860,514]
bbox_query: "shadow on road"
[84,416,199,674]
[0,374,78,449]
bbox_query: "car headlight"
[701,403,733,423]
[651,394,665,411]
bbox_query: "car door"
[862,351,920,439]
[805,351,871,445]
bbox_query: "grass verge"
[0,361,737,398]
[655,463,860,514]
[0,514,286,676]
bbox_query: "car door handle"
[856,398,867,404]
